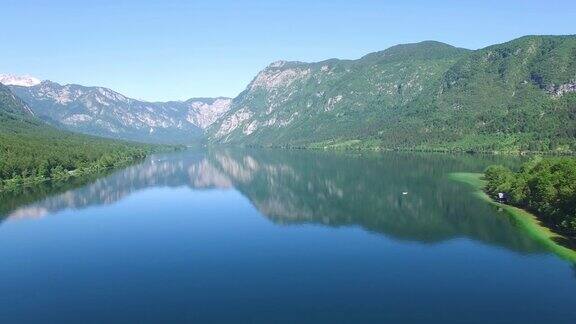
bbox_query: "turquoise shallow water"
[0,149,574,323]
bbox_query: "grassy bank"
[449,172,576,263]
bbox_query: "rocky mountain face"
[7,81,231,144]
[209,35,576,152]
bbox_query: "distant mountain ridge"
[6,80,232,144]
[4,35,576,151]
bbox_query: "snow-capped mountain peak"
[0,73,41,87]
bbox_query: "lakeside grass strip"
[449,172,576,263]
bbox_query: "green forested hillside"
[209,35,576,153]
[209,41,470,146]
[402,35,576,152]
[0,84,153,190]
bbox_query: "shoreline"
[230,143,576,156]
[449,172,576,263]
[0,156,145,193]
[0,145,184,193]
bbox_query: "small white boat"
[402,192,408,195]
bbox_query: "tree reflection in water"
[1,148,547,255]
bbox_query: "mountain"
[6,80,232,144]
[208,41,470,145]
[1,83,153,188]
[5,35,575,152]
[0,83,35,116]
[419,35,576,152]
[209,36,576,153]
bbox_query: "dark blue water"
[0,149,574,323]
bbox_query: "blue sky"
[0,0,574,101]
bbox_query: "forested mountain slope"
[0,84,153,189]
[209,41,469,146]
[402,35,576,152]
[209,36,576,153]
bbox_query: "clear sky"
[0,0,574,101]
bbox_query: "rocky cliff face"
[185,97,234,129]
[8,81,231,144]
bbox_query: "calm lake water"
[0,149,574,323]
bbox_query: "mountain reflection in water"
[0,149,543,254]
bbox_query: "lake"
[0,149,574,323]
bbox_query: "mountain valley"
[3,35,576,152]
